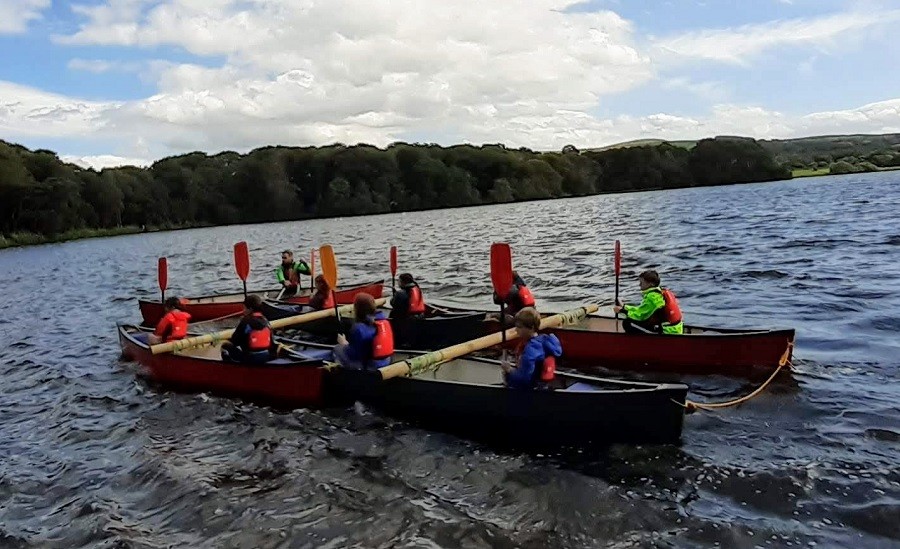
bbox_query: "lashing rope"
[675,341,794,413]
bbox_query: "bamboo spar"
[378,303,600,380]
[150,298,387,355]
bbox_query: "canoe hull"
[117,325,326,407]
[436,304,795,378]
[327,364,687,446]
[138,280,384,325]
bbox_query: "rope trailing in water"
[677,341,794,413]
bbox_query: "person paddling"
[308,274,335,311]
[221,295,275,364]
[148,297,191,344]
[333,293,394,370]
[390,273,426,319]
[274,250,311,297]
[613,270,684,334]
[500,307,562,389]
[492,270,536,322]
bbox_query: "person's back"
[150,297,191,344]
[493,271,535,315]
[501,308,562,389]
[334,293,394,369]
[308,275,334,310]
[222,295,274,364]
[390,273,425,319]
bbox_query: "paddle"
[490,243,514,345]
[157,257,168,303]
[319,244,342,335]
[379,303,600,380]
[310,249,316,291]
[614,239,621,331]
[390,245,398,294]
[234,241,250,299]
[150,298,387,355]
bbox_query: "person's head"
[244,294,264,314]
[514,307,541,339]
[353,293,377,322]
[163,296,182,312]
[399,273,415,286]
[315,274,330,291]
[281,250,293,265]
[638,270,660,290]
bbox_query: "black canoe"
[280,339,689,446]
[263,301,489,350]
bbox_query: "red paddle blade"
[319,245,338,290]
[234,241,250,281]
[390,246,398,276]
[157,257,168,292]
[614,240,621,276]
[490,243,514,299]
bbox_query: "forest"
[0,136,791,247]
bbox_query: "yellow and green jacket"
[622,287,684,335]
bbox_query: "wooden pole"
[378,303,599,380]
[151,297,386,355]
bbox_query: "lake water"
[1,172,898,548]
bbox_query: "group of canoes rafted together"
[150,250,684,389]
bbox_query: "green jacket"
[274,261,311,284]
[623,287,684,335]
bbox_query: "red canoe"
[442,305,795,379]
[118,325,327,406]
[138,279,384,326]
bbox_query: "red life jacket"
[247,312,272,351]
[661,288,682,325]
[517,284,536,308]
[371,318,395,360]
[155,310,191,342]
[320,291,335,309]
[407,285,426,315]
[515,340,556,383]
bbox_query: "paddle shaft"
[150,298,385,354]
[379,303,599,380]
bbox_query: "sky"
[1,0,899,169]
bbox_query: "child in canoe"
[613,270,684,334]
[501,307,562,389]
[148,297,191,344]
[333,293,394,370]
[221,295,276,364]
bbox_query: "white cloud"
[3,1,899,165]
[0,81,116,137]
[653,9,900,65]
[61,154,151,170]
[0,0,50,34]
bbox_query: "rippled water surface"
[1,172,899,548]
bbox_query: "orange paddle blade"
[390,246,398,276]
[614,240,621,276]
[157,257,168,292]
[490,243,513,299]
[234,241,250,281]
[319,245,338,290]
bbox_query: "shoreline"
[1,169,891,250]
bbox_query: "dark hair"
[164,297,182,310]
[353,293,376,323]
[514,307,541,331]
[315,274,329,288]
[399,273,415,285]
[281,250,293,256]
[639,270,660,287]
[244,294,264,312]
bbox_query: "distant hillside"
[596,133,900,177]
[588,138,697,152]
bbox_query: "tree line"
[761,133,900,175]
[0,136,791,242]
